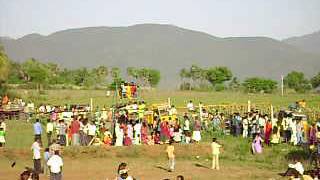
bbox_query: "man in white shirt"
[183,117,190,133]
[31,138,42,174]
[211,138,222,170]
[284,159,304,177]
[169,105,178,116]
[46,119,54,146]
[133,121,142,145]
[187,100,194,112]
[47,150,63,180]
[88,121,96,144]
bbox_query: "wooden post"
[248,100,251,112]
[281,75,284,97]
[90,98,93,112]
[168,97,171,108]
[199,103,203,121]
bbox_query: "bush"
[214,84,225,92]
[242,77,277,93]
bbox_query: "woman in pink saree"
[252,134,263,154]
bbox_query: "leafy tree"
[21,58,50,90]
[110,67,122,87]
[189,65,203,87]
[147,69,161,87]
[228,77,241,90]
[242,77,277,93]
[179,68,191,90]
[311,72,320,89]
[57,68,74,85]
[127,67,139,82]
[72,68,91,86]
[284,71,311,93]
[0,45,10,95]
[7,62,24,84]
[214,83,225,92]
[93,65,108,85]
[0,46,10,81]
[205,66,232,86]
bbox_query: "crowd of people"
[221,110,317,155]
[2,93,320,179]
[119,82,138,99]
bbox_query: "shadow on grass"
[285,149,309,161]
[194,163,211,169]
[155,165,169,172]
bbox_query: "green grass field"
[1,89,319,179]
[13,89,320,108]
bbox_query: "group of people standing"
[30,137,63,180]
[218,110,319,155]
[119,82,138,99]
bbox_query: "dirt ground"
[1,155,281,180]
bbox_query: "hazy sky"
[1,0,320,40]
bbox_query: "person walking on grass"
[46,119,54,146]
[33,119,43,144]
[31,138,42,175]
[211,138,222,170]
[43,148,51,176]
[47,150,63,180]
[70,117,80,146]
[166,140,175,172]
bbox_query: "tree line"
[180,65,320,93]
[0,46,161,93]
[1,45,320,94]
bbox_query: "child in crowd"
[43,148,50,176]
[148,132,155,145]
[115,162,134,180]
[211,138,222,170]
[166,140,175,172]
[185,132,191,144]
[103,134,112,146]
[124,133,132,146]
[154,132,161,144]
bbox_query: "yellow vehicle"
[150,103,176,123]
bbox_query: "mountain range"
[1,24,320,88]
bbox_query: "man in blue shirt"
[33,119,43,144]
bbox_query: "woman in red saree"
[141,122,149,144]
[264,120,272,146]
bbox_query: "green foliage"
[284,71,312,93]
[0,45,11,96]
[127,67,139,81]
[228,77,241,91]
[214,83,225,92]
[72,67,89,86]
[22,59,50,85]
[7,62,24,84]
[0,45,10,82]
[179,65,232,90]
[125,67,161,87]
[146,69,160,87]
[205,66,232,86]
[190,64,203,82]
[242,77,278,93]
[108,78,125,90]
[311,72,320,89]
